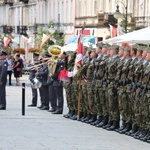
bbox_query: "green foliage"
[35,22,65,54]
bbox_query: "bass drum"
[30,77,42,89]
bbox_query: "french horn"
[48,45,63,75]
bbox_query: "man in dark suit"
[28,52,40,107]
[50,52,66,114]
[0,51,8,110]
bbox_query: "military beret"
[96,42,104,48]
[112,45,119,50]
[0,51,7,56]
[132,44,139,49]
[102,45,108,49]
[124,47,131,52]
[137,46,143,52]
[33,52,40,57]
[119,46,125,50]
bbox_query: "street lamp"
[114,0,128,33]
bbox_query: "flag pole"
[77,24,85,120]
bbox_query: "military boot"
[119,123,132,134]
[135,129,147,139]
[81,114,91,122]
[138,130,148,141]
[91,116,103,126]
[68,110,75,118]
[103,120,113,129]
[77,112,83,121]
[132,128,141,137]
[106,121,119,131]
[146,132,150,143]
[63,109,71,118]
[79,112,87,121]
[96,116,108,128]
[125,124,139,136]
[115,121,126,132]
[140,130,150,142]
[85,114,97,124]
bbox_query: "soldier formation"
[63,43,150,143]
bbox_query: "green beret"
[96,42,104,48]
[124,47,131,52]
[119,46,125,50]
[137,46,144,52]
[112,45,119,50]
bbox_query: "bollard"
[22,83,25,115]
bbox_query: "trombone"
[25,58,51,70]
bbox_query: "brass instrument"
[48,45,62,75]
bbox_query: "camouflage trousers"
[81,80,88,114]
[118,85,132,124]
[140,91,150,130]
[107,82,120,121]
[95,80,103,117]
[87,81,97,115]
[63,81,74,111]
[71,79,79,113]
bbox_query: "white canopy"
[117,32,150,44]
[102,26,150,44]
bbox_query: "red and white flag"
[22,36,29,43]
[73,35,83,76]
[58,69,73,82]
[109,24,117,38]
[3,37,11,47]
[117,24,124,36]
[40,34,50,48]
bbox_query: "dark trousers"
[41,85,49,106]
[48,84,57,109]
[31,87,38,105]
[54,86,64,112]
[0,83,6,106]
[7,71,12,85]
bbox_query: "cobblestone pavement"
[0,75,149,150]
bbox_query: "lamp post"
[114,0,128,33]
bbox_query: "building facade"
[0,0,150,44]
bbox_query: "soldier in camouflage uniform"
[130,47,144,137]
[63,52,76,118]
[118,47,132,134]
[83,50,97,123]
[125,45,139,136]
[92,45,108,126]
[105,45,120,131]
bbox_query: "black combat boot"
[91,116,103,126]
[96,116,108,128]
[103,120,113,129]
[126,124,139,136]
[140,130,150,142]
[77,112,83,121]
[135,129,147,140]
[79,112,87,121]
[106,121,119,131]
[115,120,126,132]
[139,130,148,141]
[68,110,75,118]
[63,109,71,118]
[85,114,97,124]
[119,123,132,134]
[81,114,91,122]
[132,128,141,138]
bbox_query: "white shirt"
[6,58,12,71]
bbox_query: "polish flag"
[23,36,28,43]
[117,24,124,36]
[40,34,50,48]
[109,24,117,38]
[58,69,73,82]
[3,37,11,47]
[73,35,83,76]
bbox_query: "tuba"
[48,45,63,75]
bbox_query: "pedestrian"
[13,54,22,86]
[6,54,13,85]
[0,51,8,110]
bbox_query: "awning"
[83,36,95,44]
[65,36,78,45]
[65,36,95,45]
